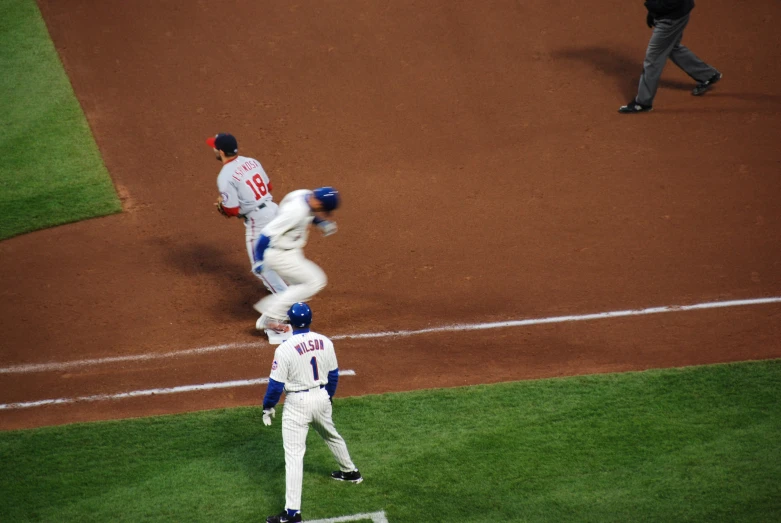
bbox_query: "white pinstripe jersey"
[269,331,338,392]
[261,190,314,250]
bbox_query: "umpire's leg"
[669,41,719,84]
[635,16,689,106]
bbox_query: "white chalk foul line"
[0,370,356,411]
[2,296,780,376]
[331,296,781,340]
[0,342,264,375]
[307,511,388,523]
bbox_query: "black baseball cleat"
[692,72,722,96]
[266,510,302,523]
[331,469,363,483]
[618,100,653,114]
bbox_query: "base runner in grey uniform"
[619,0,721,113]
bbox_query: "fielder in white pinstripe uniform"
[261,302,362,523]
[206,133,288,325]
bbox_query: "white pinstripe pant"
[256,248,327,320]
[282,387,357,511]
[244,204,287,294]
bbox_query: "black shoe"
[692,72,722,96]
[618,100,653,113]
[266,510,301,523]
[331,469,363,483]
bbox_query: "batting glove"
[252,261,264,275]
[317,220,338,237]
[262,407,275,426]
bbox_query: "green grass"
[1,361,780,522]
[0,0,121,241]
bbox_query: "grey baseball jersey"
[216,155,273,216]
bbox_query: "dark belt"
[290,385,325,393]
[242,202,266,219]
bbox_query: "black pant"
[636,14,718,106]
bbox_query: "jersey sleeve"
[324,339,338,372]
[217,176,240,209]
[268,347,289,383]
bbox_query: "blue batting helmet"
[312,187,340,213]
[287,302,312,329]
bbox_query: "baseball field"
[2,0,781,521]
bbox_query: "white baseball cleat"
[257,314,292,344]
[257,314,289,331]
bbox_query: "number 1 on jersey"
[310,356,319,380]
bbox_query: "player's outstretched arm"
[313,217,338,236]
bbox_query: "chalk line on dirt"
[0,342,264,375]
[333,296,781,340]
[1,296,779,376]
[0,370,357,410]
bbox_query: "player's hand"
[262,407,275,426]
[317,220,338,237]
[646,12,655,28]
[252,261,264,275]
[216,201,231,218]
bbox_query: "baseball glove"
[215,200,231,218]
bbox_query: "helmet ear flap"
[287,302,312,328]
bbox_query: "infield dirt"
[1,0,780,429]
